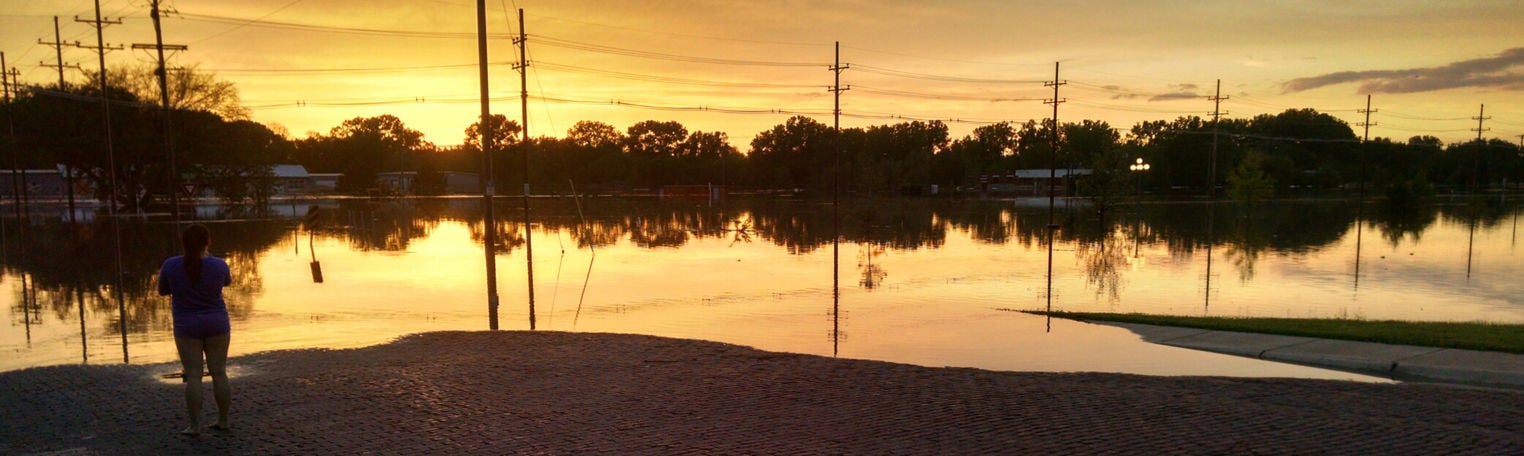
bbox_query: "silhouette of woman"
[157,224,233,436]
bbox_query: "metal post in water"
[475,0,500,330]
[78,288,88,363]
[516,8,536,330]
[1042,62,1064,321]
[830,41,846,356]
[21,273,31,345]
[1466,219,1476,280]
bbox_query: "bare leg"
[174,336,206,435]
[204,333,232,431]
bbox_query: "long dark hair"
[182,224,210,284]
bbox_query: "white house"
[271,164,311,195]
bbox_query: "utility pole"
[1206,79,1228,199]
[513,8,536,330]
[40,17,81,88]
[1042,62,1066,319]
[1472,104,1490,142]
[1357,94,1376,143]
[0,52,8,100]
[1352,95,1376,289]
[80,0,130,363]
[41,16,83,221]
[134,0,187,223]
[1354,94,1376,199]
[1472,104,1490,192]
[475,0,499,330]
[4,55,29,221]
[3,52,22,222]
[828,41,849,356]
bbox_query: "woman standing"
[157,224,233,436]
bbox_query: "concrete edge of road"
[1094,321,1524,390]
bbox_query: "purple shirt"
[158,255,232,316]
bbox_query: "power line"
[524,11,823,47]
[1068,99,1202,115]
[175,11,506,39]
[534,61,819,89]
[530,34,823,67]
[188,0,306,45]
[207,61,491,75]
[1382,110,1471,121]
[840,44,1049,68]
[853,85,1044,103]
[854,64,1044,84]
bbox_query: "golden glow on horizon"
[3,0,1522,146]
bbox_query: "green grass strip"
[1020,311,1524,354]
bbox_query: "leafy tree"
[622,120,689,188]
[678,131,733,159]
[566,121,624,149]
[108,63,251,120]
[624,120,688,158]
[937,121,1020,189]
[1062,120,1120,170]
[750,116,834,192]
[463,114,522,153]
[1125,116,1249,195]
[1079,147,1133,217]
[1244,109,1357,191]
[296,114,432,191]
[1227,150,1276,206]
[565,122,630,189]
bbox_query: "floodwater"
[3,196,1520,381]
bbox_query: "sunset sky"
[3,0,1522,148]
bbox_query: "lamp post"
[1129,157,1150,257]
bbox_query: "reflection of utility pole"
[134,0,187,223]
[2,54,22,298]
[1042,62,1065,321]
[1130,158,1149,258]
[829,41,848,356]
[474,0,499,330]
[514,8,537,330]
[80,0,131,363]
[78,288,88,363]
[1202,80,1227,315]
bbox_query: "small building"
[0,166,89,201]
[659,184,726,200]
[271,164,311,195]
[309,173,342,192]
[982,169,1092,196]
[440,171,480,194]
[376,172,417,194]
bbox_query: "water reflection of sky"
[4,198,1519,381]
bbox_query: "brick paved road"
[3,331,1521,455]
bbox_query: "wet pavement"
[1101,322,1524,389]
[3,331,1521,455]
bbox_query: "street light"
[1129,158,1150,257]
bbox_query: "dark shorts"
[174,312,231,339]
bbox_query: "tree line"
[3,67,1521,211]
